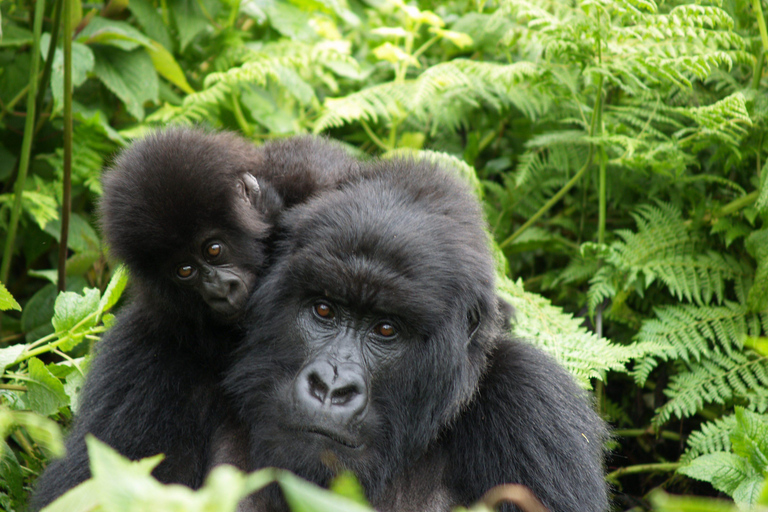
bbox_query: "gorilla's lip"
[298,427,363,449]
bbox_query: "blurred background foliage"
[1,0,768,509]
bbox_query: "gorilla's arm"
[30,303,227,510]
[445,339,608,512]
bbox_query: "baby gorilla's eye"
[206,243,222,258]
[313,302,335,319]
[375,322,396,338]
[177,265,195,279]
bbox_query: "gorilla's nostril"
[308,372,329,402]
[330,385,359,406]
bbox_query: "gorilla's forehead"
[283,196,489,322]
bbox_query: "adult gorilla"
[225,158,609,512]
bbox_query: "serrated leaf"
[92,46,158,121]
[52,288,100,351]
[97,265,128,319]
[680,452,755,497]
[0,440,23,505]
[0,345,25,374]
[731,407,768,473]
[733,477,765,505]
[27,358,70,416]
[41,480,100,512]
[757,160,768,215]
[0,281,20,311]
[8,409,64,456]
[41,34,94,114]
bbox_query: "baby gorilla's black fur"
[30,128,360,510]
[225,158,609,512]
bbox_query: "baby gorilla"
[226,158,609,512]
[31,128,360,509]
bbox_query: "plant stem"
[500,73,604,249]
[753,0,768,52]
[35,0,64,131]
[58,0,73,292]
[606,462,680,481]
[0,0,47,285]
[361,120,390,151]
[717,190,758,216]
[613,429,681,441]
[0,384,27,391]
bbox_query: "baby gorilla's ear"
[238,173,261,205]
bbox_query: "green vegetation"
[1,0,768,509]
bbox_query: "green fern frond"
[677,93,752,147]
[682,414,737,463]
[594,202,751,306]
[633,302,764,385]
[654,351,768,426]
[499,275,639,388]
[315,82,410,132]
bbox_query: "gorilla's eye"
[313,302,335,320]
[206,243,222,258]
[177,265,195,279]
[374,322,396,338]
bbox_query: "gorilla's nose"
[295,360,367,425]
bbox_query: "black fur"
[225,158,608,512]
[30,129,361,509]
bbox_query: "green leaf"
[44,213,100,253]
[97,265,128,319]
[27,358,70,416]
[77,17,151,51]
[167,0,209,50]
[92,46,158,121]
[745,228,768,311]
[52,287,100,350]
[6,409,64,456]
[679,452,755,497]
[127,0,173,50]
[0,281,20,311]
[21,278,88,342]
[0,345,25,374]
[0,440,23,506]
[41,33,94,114]
[262,0,314,40]
[41,480,100,512]
[145,40,195,94]
[278,471,374,512]
[730,408,768,474]
[757,160,768,215]
[733,477,765,506]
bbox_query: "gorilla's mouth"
[301,427,362,449]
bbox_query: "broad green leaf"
[52,287,100,350]
[51,42,94,112]
[77,17,151,51]
[273,64,315,105]
[372,43,418,66]
[430,27,473,48]
[733,477,765,505]
[0,190,59,230]
[5,410,64,456]
[64,364,88,415]
[0,23,33,47]
[97,265,129,318]
[128,0,173,50]
[0,440,23,506]
[0,281,20,311]
[279,471,374,512]
[731,408,768,473]
[41,480,100,512]
[168,0,209,50]
[27,358,70,416]
[145,40,195,94]
[21,278,88,342]
[44,213,100,253]
[92,46,158,121]
[262,0,314,40]
[0,345,25,374]
[65,250,102,277]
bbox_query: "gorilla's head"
[227,158,500,499]
[100,127,271,323]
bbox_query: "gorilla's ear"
[467,306,481,344]
[238,173,261,205]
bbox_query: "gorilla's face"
[230,164,498,499]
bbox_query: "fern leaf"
[654,351,768,426]
[683,414,737,463]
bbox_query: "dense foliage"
[1,0,768,509]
